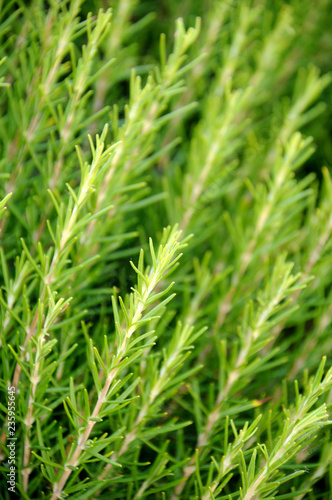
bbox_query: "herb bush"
[1,1,332,499]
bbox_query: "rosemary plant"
[1,1,332,499]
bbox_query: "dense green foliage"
[1,1,332,498]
